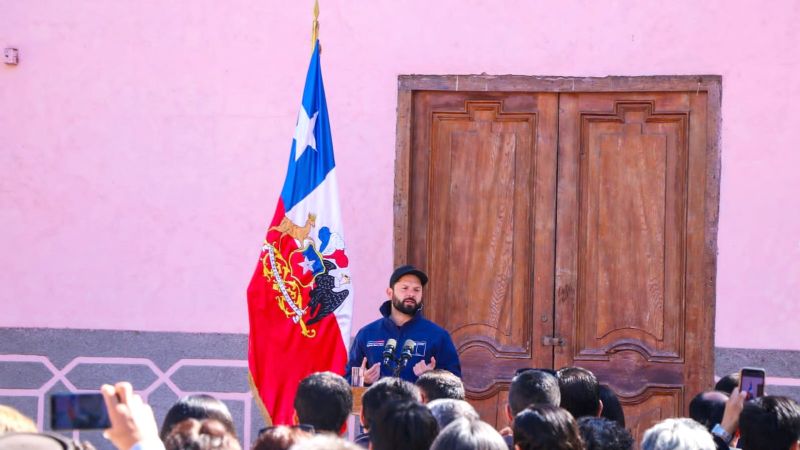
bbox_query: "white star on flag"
[299,257,316,274]
[293,107,318,161]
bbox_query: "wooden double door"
[394,76,721,440]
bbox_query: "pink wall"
[2,1,798,350]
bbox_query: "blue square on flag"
[301,246,324,276]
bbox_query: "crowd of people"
[0,366,798,450]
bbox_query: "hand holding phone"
[719,386,748,440]
[100,382,161,450]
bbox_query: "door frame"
[393,75,722,393]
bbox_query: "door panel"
[577,98,688,360]
[621,386,684,442]
[406,91,558,427]
[396,78,717,440]
[555,92,711,439]
[467,390,511,429]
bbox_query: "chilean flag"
[247,40,353,425]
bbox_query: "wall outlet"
[4,48,19,65]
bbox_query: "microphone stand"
[392,356,412,378]
[390,351,413,377]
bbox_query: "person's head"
[0,405,37,434]
[578,417,634,450]
[427,399,479,430]
[360,377,421,431]
[688,390,728,431]
[738,396,800,450]
[369,400,439,450]
[514,368,557,377]
[0,433,95,450]
[387,265,428,316]
[289,434,362,450]
[714,372,740,394]
[416,370,465,402]
[597,386,624,428]
[557,366,602,419]
[294,371,352,434]
[513,404,584,450]
[160,395,236,441]
[640,418,715,450]
[164,419,241,450]
[430,418,507,450]
[507,369,561,422]
[251,425,312,450]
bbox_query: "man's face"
[388,274,423,315]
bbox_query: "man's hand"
[721,386,747,436]
[361,357,381,385]
[101,382,162,450]
[413,356,436,376]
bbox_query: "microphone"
[382,338,397,365]
[399,339,415,368]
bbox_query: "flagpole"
[311,0,319,51]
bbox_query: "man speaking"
[346,265,461,384]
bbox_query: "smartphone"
[50,392,111,430]
[739,367,766,400]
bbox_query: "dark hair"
[688,391,728,431]
[431,418,508,450]
[427,399,479,429]
[738,396,800,450]
[513,404,584,450]
[370,400,439,450]
[557,366,601,419]
[361,377,420,430]
[164,419,241,450]
[508,369,561,415]
[515,368,558,377]
[598,386,625,428]
[714,372,740,394]
[160,395,237,441]
[251,425,312,450]
[578,416,633,450]
[416,370,465,402]
[294,371,352,434]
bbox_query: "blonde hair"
[289,435,361,450]
[0,405,37,434]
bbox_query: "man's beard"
[392,293,422,315]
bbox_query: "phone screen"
[739,368,766,400]
[50,393,111,430]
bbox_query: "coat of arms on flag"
[247,38,353,425]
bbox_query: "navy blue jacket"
[346,300,461,383]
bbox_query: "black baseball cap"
[390,265,428,287]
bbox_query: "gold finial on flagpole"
[311,0,320,51]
